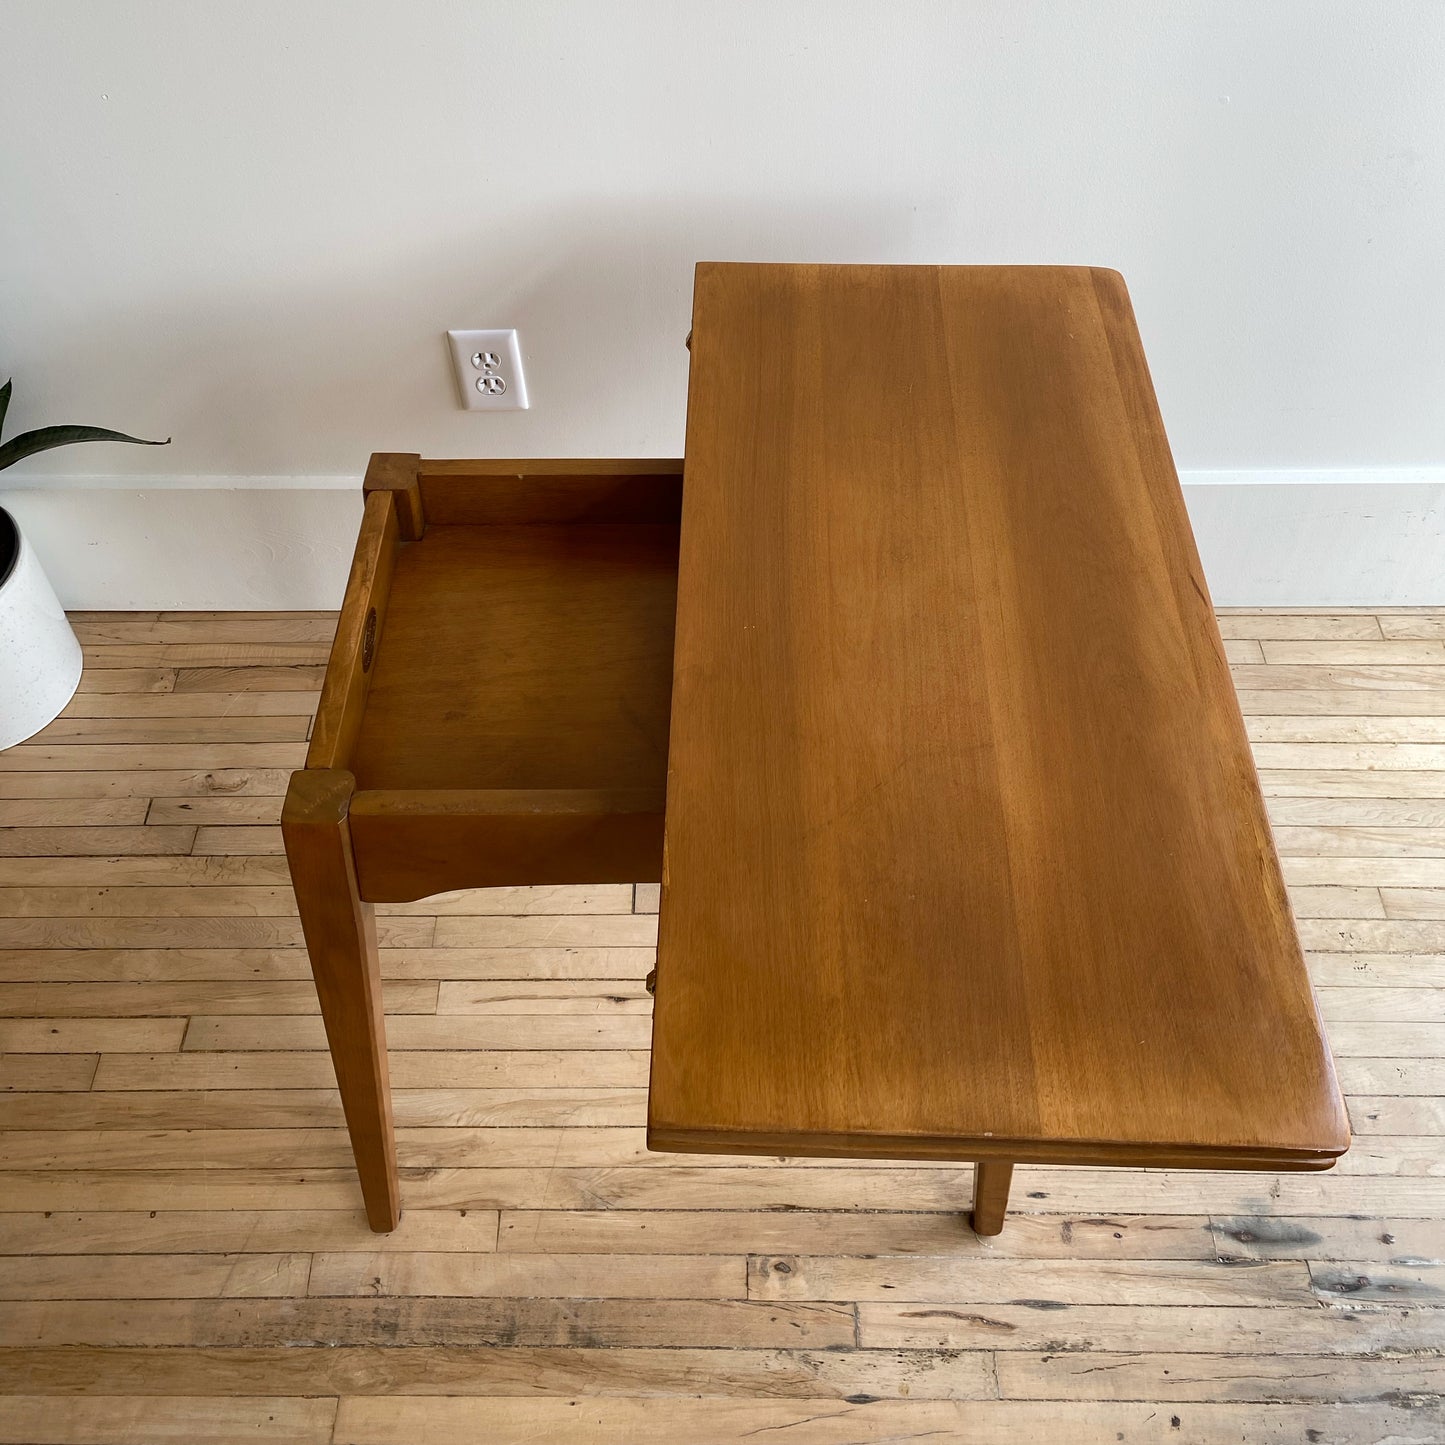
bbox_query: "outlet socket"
[447,329,529,410]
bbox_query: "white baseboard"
[4,472,1445,609]
[0,487,365,611]
[1183,478,1445,606]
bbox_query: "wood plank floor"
[0,609,1442,1444]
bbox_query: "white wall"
[2,1,1444,604]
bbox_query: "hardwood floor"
[0,609,1441,1444]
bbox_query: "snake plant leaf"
[0,424,170,472]
[0,379,10,438]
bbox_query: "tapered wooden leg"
[971,1161,1013,1236]
[283,769,401,1232]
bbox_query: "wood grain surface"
[350,522,678,794]
[651,263,1348,1170]
[2,631,1441,1436]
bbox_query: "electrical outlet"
[446,329,529,410]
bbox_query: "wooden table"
[285,263,1348,1235]
[647,263,1349,1233]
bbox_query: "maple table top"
[648,262,1348,1170]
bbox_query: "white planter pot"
[0,504,83,749]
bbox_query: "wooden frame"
[292,258,1352,1242]
[284,454,681,1229]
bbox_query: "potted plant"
[0,378,168,748]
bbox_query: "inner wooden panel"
[350,522,679,792]
[418,459,684,526]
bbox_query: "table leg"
[971,1160,1013,1236]
[283,769,401,1232]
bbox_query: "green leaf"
[0,424,170,472]
[0,379,11,439]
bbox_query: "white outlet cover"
[446,329,529,410]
